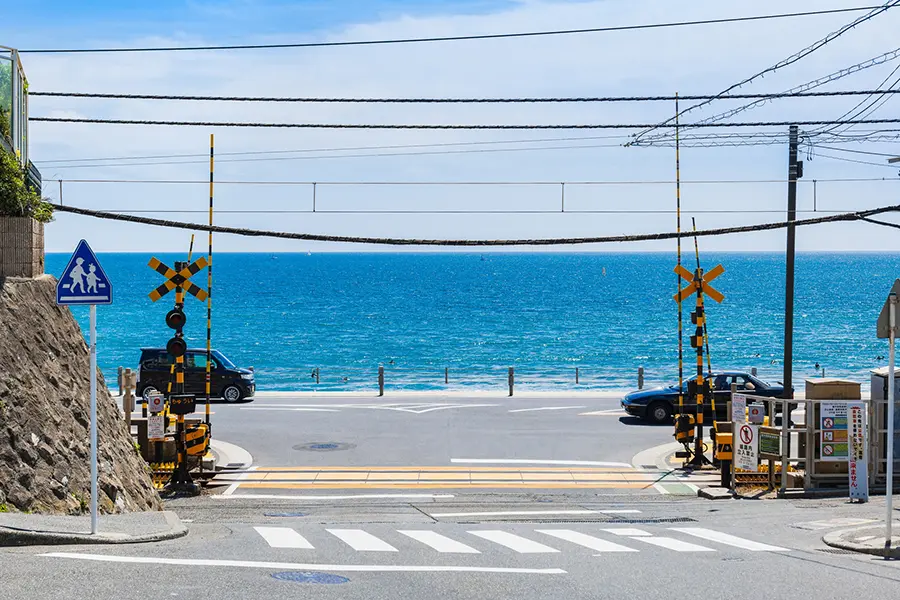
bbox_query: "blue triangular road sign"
[56,240,113,305]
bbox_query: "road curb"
[0,511,188,547]
[822,524,900,559]
[210,439,254,470]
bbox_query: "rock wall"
[0,275,161,513]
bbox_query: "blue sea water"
[45,252,900,392]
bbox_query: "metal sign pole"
[886,293,896,557]
[89,304,98,535]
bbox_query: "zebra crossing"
[252,525,789,556]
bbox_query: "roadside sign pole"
[887,292,896,557]
[89,304,98,535]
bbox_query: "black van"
[137,348,255,403]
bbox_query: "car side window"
[735,376,756,390]
[191,354,217,370]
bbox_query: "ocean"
[45,252,900,392]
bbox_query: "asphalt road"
[209,392,666,468]
[4,496,899,600]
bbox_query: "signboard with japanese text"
[732,394,747,423]
[820,402,849,461]
[148,415,165,441]
[848,402,868,502]
[759,430,781,458]
[736,423,759,471]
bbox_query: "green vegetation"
[0,150,52,222]
[71,492,88,513]
[0,503,8,513]
[0,60,11,143]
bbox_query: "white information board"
[148,414,166,441]
[735,423,759,471]
[848,402,868,502]
[732,394,747,423]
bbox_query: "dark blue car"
[621,371,787,424]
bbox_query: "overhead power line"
[28,117,900,129]
[18,6,883,54]
[27,89,900,103]
[635,46,900,145]
[630,1,900,143]
[47,202,900,245]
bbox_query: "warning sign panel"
[820,402,849,461]
[735,423,759,471]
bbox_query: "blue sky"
[5,1,900,252]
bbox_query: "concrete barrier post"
[118,366,124,396]
[316,367,320,384]
[123,368,135,429]
[378,366,385,396]
[576,367,579,384]
[508,367,514,397]
[638,366,644,390]
[445,367,449,384]
[751,367,757,376]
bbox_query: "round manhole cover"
[293,442,356,452]
[271,571,349,584]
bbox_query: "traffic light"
[166,307,187,358]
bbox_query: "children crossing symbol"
[56,240,112,305]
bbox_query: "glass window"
[191,353,218,370]
[0,55,12,145]
[212,350,236,369]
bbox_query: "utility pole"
[782,125,802,402]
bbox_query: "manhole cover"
[271,571,349,584]
[292,442,356,452]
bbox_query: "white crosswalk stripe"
[535,529,637,553]
[327,529,399,552]
[251,525,789,557]
[631,536,714,552]
[253,526,314,549]
[670,528,788,552]
[398,530,481,554]
[468,531,560,554]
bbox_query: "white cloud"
[8,0,900,251]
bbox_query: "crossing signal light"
[166,308,186,330]
[690,334,702,348]
[167,336,187,358]
[690,307,703,324]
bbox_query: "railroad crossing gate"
[148,256,209,303]
[674,263,725,304]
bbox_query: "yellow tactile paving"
[237,482,650,490]
[262,473,317,481]
[520,472,577,481]
[366,472,420,481]
[314,472,368,481]
[469,472,524,481]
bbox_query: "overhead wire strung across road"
[629,1,900,144]
[47,202,900,246]
[18,6,883,53]
[27,89,900,103]
[28,117,900,129]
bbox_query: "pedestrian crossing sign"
[56,239,113,305]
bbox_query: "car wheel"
[646,401,672,425]
[222,385,243,403]
[141,385,160,402]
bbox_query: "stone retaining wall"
[0,216,43,278]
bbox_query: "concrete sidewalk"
[823,522,900,559]
[0,511,187,546]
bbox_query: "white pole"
[90,304,99,535]
[886,293,896,556]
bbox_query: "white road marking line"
[432,510,596,518]
[468,531,560,554]
[416,404,498,413]
[216,493,455,501]
[602,528,652,537]
[430,509,640,518]
[222,465,257,496]
[579,409,628,416]
[398,531,481,554]
[508,406,586,413]
[632,537,714,552]
[450,459,633,468]
[653,483,671,495]
[536,529,638,553]
[670,528,789,552]
[240,407,340,412]
[39,553,566,574]
[254,527,314,549]
[327,529,398,552]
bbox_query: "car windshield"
[212,350,237,369]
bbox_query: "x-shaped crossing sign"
[674,263,725,304]
[148,256,209,302]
